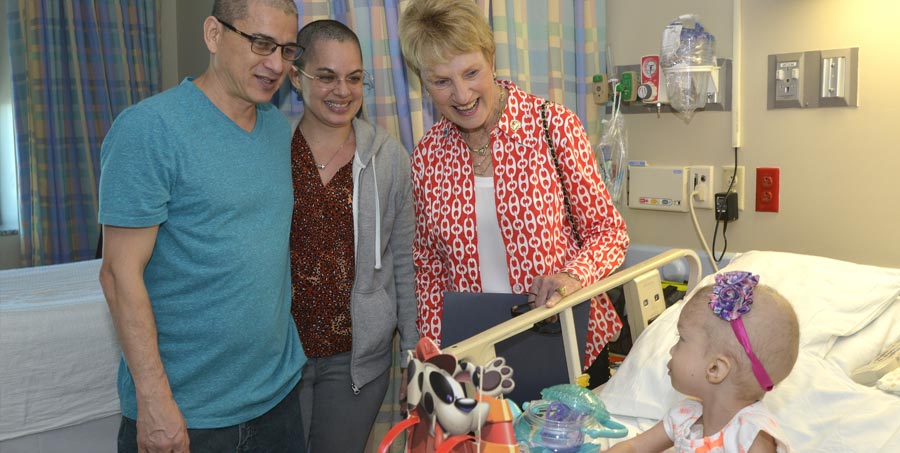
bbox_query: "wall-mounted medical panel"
[610,59,732,115]
[768,51,820,109]
[819,48,859,107]
[628,165,689,212]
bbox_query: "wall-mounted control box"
[611,59,732,115]
[618,71,639,102]
[623,270,667,343]
[628,165,689,213]
[768,51,821,109]
[593,73,610,105]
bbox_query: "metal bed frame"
[443,249,703,384]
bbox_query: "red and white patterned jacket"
[412,80,629,365]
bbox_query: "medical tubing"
[689,189,719,273]
[598,79,626,203]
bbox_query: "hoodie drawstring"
[372,153,382,270]
[352,153,382,270]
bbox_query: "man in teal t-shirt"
[98,1,306,451]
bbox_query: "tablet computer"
[441,292,590,403]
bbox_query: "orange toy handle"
[377,415,420,453]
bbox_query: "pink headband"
[708,271,774,392]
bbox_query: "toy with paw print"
[378,338,627,453]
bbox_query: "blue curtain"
[7,0,161,266]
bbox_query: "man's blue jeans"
[117,382,304,452]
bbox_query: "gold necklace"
[466,87,506,176]
[312,128,354,170]
[472,151,492,176]
[466,87,506,156]
[469,143,490,156]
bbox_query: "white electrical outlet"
[721,166,746,210]
[688,166,714,209]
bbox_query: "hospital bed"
[1,259,120,453]
[444,249,900,452]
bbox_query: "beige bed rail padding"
[442,248,703,384]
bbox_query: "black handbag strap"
[541,101,582,248]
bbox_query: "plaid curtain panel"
[7,0,161,266]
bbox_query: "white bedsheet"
[0,259,120,441]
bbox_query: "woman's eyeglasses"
[216,17,303,61]
[297,68,374,90]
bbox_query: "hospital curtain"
[488,0,607,140]
[291,0,608,152]
[6,0,161,266]
[290,2,607,451]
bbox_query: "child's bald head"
[685,282,799,398]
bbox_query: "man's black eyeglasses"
[216,17,303,61]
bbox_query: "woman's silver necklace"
[313,128,354,170]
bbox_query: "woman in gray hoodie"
[287,20,417,452]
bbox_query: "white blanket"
[0,260,120,441]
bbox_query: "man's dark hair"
[212,0,298,23]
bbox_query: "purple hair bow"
[709,271,759,322]
[708,271,773,391]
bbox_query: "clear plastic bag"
[661,15,716,68]
[596,104,627,205]
[660,14,717,120]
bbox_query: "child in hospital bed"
[607,271,800,453]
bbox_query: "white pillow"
[685,251,900,356]
[600,250,900,420]
[826,297,900,374]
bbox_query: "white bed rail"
[443,248,703,384]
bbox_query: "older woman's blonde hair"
[398,0,495,77]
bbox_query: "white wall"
[0,235,17,269]
[609,0,900,268]
[165,0,215,88]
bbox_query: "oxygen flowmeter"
[637,55,666,104]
